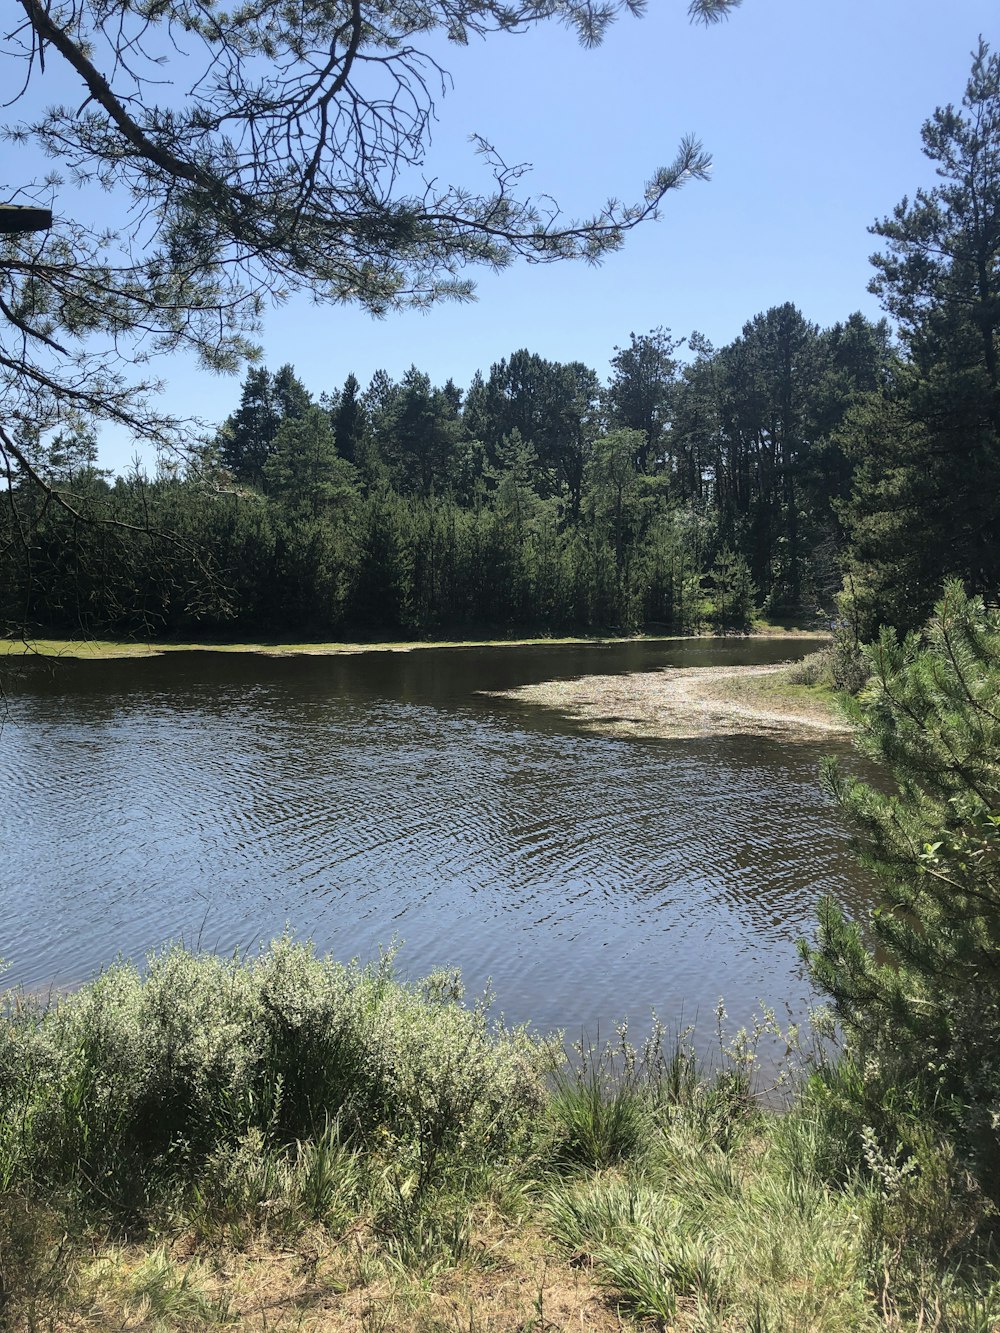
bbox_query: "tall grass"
[2,944,999,1330]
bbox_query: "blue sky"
[56,0,998,470]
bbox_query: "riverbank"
[2,942,996,1331]
[489,660,848,741]
[0,625,826,661]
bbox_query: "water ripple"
[0,641,871,1039]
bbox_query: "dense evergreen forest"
[4,31,997,649]
[0,307,896,641]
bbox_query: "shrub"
[0,939,548,1213]
[709,546,757,634]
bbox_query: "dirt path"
[488,663,851,741]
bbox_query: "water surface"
[1,637,870,1040]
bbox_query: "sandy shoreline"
[488,663,850,742]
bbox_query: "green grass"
[698,653,847,732]
[2,943,997,1331]
[752,614,832,636]
[746,672,840,710]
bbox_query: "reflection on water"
[1,638,870,1039]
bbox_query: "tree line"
[1,303,896,641]
[7,15,1000,1306]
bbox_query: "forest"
[4,34,996,654]
[0,305,889,643]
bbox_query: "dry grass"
[46,1223,629,1332]
[0,630,826,662]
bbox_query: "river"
[1,637,870,1043]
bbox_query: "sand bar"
[488,663,850,741]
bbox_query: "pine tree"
[840,41,1000,633]
[262,406,359,517]
[218,365,312,487]
[803,583,1000,1189]
[332,374,365,466]
[605,329,683,473]
[709,546,756,632]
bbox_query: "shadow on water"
[1,637,868,1047]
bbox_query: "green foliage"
[840,41,1000,632]
[709,545,757,632]
[331,372,366,467]
[4,967,1000,1327]
[262,406,358,511]
[349,486,414,630]
[0,940,549,1215]
[2,438,723,642]
[803,583,1000,1195]
[672,304,890,617]
[829,587,873,693]
[4,0,716,487]
[836,395,943,638]
[786,647,834,687]
[546,1048,648,1171]
[605,328,683,472]
[381,368,463,499]
[218,364,313,488]
[0,289,903,645]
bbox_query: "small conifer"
[803,582,1000,1188]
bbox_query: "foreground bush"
[0,940,548,1213]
